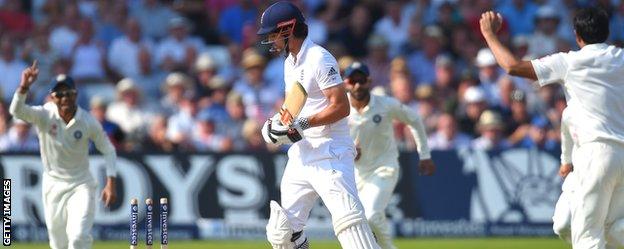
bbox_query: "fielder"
[344,61,435,249]
[480,8,624,248]
[552,106,576,243]
[9,61,117,249]
[259,2,380,248]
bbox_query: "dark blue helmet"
[50,74,76,93]
[257,1,305,37]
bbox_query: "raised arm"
[9,61,47,124]
[479,11,537,80]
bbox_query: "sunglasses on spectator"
[52,90,77,98]
[346,79,369,85]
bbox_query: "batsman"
[259,1,381,248]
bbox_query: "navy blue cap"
[50,74,76,92]
[344,62,370,78]
[257,1,305,35]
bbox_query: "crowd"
[0,0,621,153]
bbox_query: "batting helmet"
[257,1,305,45]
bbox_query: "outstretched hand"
[19,60,39,90]
[479,11,503,37]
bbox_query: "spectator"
[218,0,257,45]
[407,26,445,85]
[0,102,10,137]
[219,92,246,150]
[432,55,457,109]
[0,0,34,40]
[233,49,280,123]
[194,53,219,99]
[505,89,533,143]
[48,2,80,57]
[108,18,155,79]
[516,116,559,153]
[106,78,153,143]
[131,0,177,40]
[428,113,472,150]
[199,76,230,123]
[0,36,27,102]
[528,6,562,57]
[94,1,127,48]
[0,118,39,152]
[497,0,538,36]
[89,96,125,151]
[472,110,511,150]
[475,48,504,106]
[70,18,106,82]
[191,112,232,152]
[142,114,175,152]
[511,35,530,59]
[335,4,371,58]
[373,0,409,57]
[241,119,266,151]
[155,17,205,72]
[22,25,60,103]
[415,85,440,134]
[365,35,391,88]
[457,86,488,137]
[390,76,418,110]
[160,72,194,115]
[133,45,165,99]
[166,95,199,148]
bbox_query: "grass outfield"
[9,238,571,249]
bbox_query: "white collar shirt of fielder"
[348,94,431,172]
[531,43,624,145]
[9,92,117,182]
[283,37,353,164]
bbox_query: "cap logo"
[56,74,67,82]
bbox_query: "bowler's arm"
[307,84,350,127]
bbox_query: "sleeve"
[90,118,117,177]
[315,55,343,90]
[388,98,431,160]
[560,121,573,165]
[9,92,47,126]
[530,52,568,87]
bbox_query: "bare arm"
[479,11,537,80]
[307,84,350,127]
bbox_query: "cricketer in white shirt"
[480,8,624,248]
[258,2,380,248]
[344,61,434,249]
[9,68,117,249]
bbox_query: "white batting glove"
[262,114,290,145]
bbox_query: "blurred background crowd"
[0,0,621,153]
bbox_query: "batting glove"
[289,117,310,138]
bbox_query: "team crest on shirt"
[74,130,83,140]
[373,114,382,124]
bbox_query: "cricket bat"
[280,82,308,125]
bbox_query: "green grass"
[9,237,571,249]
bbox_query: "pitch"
[10,238,569,249]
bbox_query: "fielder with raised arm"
[480,7,624,248]
[259,2,380,249]
[9,61,118,249]
[344,61,435,249]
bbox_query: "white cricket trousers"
[42,174,96,249]
[355,166,399,249]
[570,140,624,249]
[280,145,365,231]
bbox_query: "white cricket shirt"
[10,93,117,182]
[283,37,353,164]
[348,94,431,172]
[532,43,624,145]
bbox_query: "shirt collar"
[581,43,608,51]
[287,37,313,67]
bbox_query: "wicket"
[130,197,168,249]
